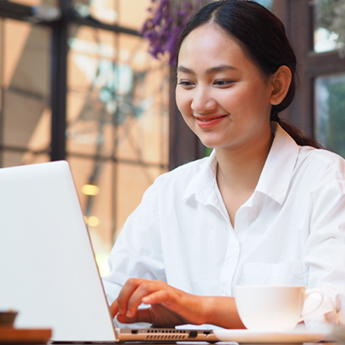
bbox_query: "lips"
[194,115,228,129]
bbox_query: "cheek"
[218,89,246,111]
[175,90,190,115]
[227,84,271,113]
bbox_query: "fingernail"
[126,311,132,317]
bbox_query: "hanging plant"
[140,0,211,65]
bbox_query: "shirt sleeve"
[101,180,166,307]
[303,165,345,330]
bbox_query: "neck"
[215,126,273,193]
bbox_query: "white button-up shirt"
[103,124,345,329]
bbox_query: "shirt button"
[232,248,238,254]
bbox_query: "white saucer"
[213,328,329,343]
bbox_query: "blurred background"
[1,0,345,275]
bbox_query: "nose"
[191,86,217,114]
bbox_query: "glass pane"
[254,0,273,10]
[67,26,117,157]
[72,0,151,28]
[68,156,113,276]
[1,151,49,168]
[313,0,341,53]
[118,0,151,30]
[115,34,169,165]
[116,163,162,238]
[315,73,345,158]
[67,27,169,165]
[73,0,118,25]
[0,19,51,155]
[3,91,51,149]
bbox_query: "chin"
[200,138,223,149]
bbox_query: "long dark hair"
[175,0,321,148]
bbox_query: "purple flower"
[140,0,210,65]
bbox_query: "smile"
[194,115,228,129]
[195,115,227,122]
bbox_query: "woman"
[102,0,345,329]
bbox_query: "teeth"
[199,116,223,122]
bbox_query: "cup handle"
[298,289,324,322]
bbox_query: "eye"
[214,80,234,87]
[177,80,195,89]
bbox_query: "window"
[315,73,345,156]
[0,0,169,275]
[312,1,345,156]
[255,0,274,9]
[280,0,345,158]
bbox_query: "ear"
[269,65,292,106]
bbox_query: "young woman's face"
[176,23,275,152]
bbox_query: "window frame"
[278,0,345,139]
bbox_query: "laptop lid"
[0,161,117,342]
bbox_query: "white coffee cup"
[234,285,324,332]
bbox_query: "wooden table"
[0,327,52,343]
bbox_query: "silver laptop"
[0,161,216,343]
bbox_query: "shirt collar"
[182,150,218,205]
[182,123,300,205]
[255,123,300,204]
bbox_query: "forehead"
[178,23,249,69]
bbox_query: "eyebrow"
[177,64,238,75]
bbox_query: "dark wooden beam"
[168,67,204,171]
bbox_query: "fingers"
[116,304,186,327]
[114,279,199,327]
[142,289,172,306]
[116,307,152,324]
[143,290,208,326]
[116,278,143,317]
[110,299,119,318]
[117,278,167,318]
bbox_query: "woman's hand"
[110,278,246,329]
[110,278,208,327]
